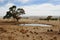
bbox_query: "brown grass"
[0,18,60,40]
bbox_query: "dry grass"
[0,18,60,40]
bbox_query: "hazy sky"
[0,0,60,16]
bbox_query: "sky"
[0,0,60,16]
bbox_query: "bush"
[51,18,58,20]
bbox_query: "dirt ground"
[0,18,60,40]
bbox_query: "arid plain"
[0,18,60,40]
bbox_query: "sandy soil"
[0,18,60,40]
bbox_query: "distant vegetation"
[46,16,52,21]
[39,16,58,21]
[21,16,59,21]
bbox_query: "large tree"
[3,5,25,21]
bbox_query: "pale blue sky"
[0,0,60,6]
[0,0,60,16]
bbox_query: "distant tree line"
[39,16,59,21]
